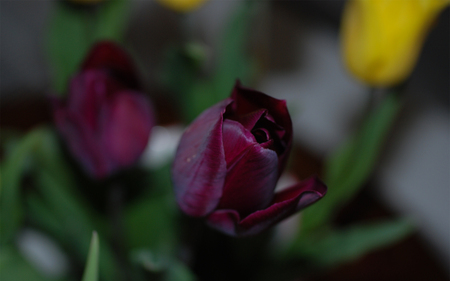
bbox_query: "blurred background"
[1,0,449,280]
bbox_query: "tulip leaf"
[131,249,169,273]
[149,163,176,196]
[95,0,130,42]
[26,195,65,243]
[301,92,402,233]
[0,246,48,281]
[160,1,257,122]
[30,129,119,281]
[291,219,414,267]
[165,260,197,281]
[48,0,130,95]
[81,231,100,281]
[125,195,177,254]
[161,44,205,96]
[131,249,197,281]
[0,128,48,245]
[48,1,93,94]
[161,44,208,121]
[212,0,256,100]
[186,80,218,122]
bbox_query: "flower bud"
[172,82,327,236]
[53,42,155,179]
[341,0,449,87]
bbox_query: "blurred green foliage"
[289,219,413,267]
[0,246,49,281]
[162,0,257,122]
[287,92,414,266]
[48,0,130,95]
[1,128,119,280]
[82,232,100,281]
[301,92,403,233]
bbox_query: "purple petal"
[233,109,267,131]
[206,209,241,236]
[172,99,233,217]
[101,91,154,170]
[218,136,279,218]
[53,102,112,178]
[231,81,293,173]
[68,70,124,131]
[81,41,139,88]
[207,177,327,236]
[221,119,256,167]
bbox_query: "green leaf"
[161,45,201,97]
[30,130,119,281]
[0,128,47,244]
[0,246,48,281]
[26,195,65,241]
[148,163,175,196]
[131,249,197,281]
[82,232,100,281]
[161,1,257,123]
[95,0,130,42]
[301,93,402,232]
[292,219,414,267]
[185,80,216,122]
[131,249,169,273]
[212,0,256,100]
[160,43,210,122]
[125,194,176,254]
[165,261,197,281]
[48,0,130,95]
[125,164,177,255]
[48,2,93,94]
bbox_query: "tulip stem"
[109,183,131,281]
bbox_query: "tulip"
[172,82,327,236]
[53,42,154,179]
[156,0,208,13]
[341,0,449,87]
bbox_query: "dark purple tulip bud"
[172,81,327,236]
[53,41,154,179]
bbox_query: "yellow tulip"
[156,0,208,13]
[341,0,449,87]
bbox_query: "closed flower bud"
[53,42,155,179]
[341,0,449,87]
[172,82,327,236]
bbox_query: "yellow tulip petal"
[342,0,449,87]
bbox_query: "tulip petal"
[81,41,139,88]
[233,109,267,131]
[221,119,256,168]
[102,90,154,170]
[53,101,112,178]
[231,81,293,173]
[172,99,233,217]
[218,137,279,218]
[68,71,123,131]
[207,177,327,236]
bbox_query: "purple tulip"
[172,82,327,236]
[53,42,154,179]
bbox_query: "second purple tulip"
[53,42,155,179]
[172,82,327,236]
